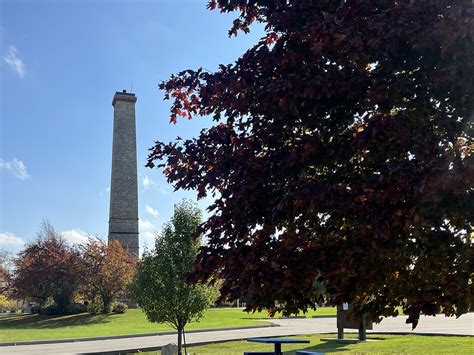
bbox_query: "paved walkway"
[1,313,472,354]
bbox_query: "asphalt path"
[1,313,472,354]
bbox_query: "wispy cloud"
[142,175,151,189]
[99,186,111,197]
[0,232,26,253]
[62,228,90,245]
[145,204,159,217]
[0,158,31,180]
[139,218,157,244]
[3,45,26,78]
[141,174,172,194]
[139,219,155,231]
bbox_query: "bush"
[0,295,16,312]
[30,305,40,314]
[112,302,128,314]
[32,302,85,315]
[42,305,64,315]
[68,303,86,314]
[86,299,102,314]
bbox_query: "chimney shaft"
[108,91,139,256]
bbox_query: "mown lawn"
[0,307,335,342]
[153,333,474,354]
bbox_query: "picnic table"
[247,337,310,355]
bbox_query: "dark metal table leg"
[337,326,344,340]
[359,324,367,341]
[275,343,282,355]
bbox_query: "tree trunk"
[177,325,183,355]
[54,292,73,314]
[102,294,112,314]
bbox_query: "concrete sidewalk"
[1,313,472,354]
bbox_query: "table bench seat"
[243,352,275,355]
[295,351,324,355]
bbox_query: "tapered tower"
[108,90,139,256]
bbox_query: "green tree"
[129,200,217,355]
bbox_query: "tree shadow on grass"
[283,342,351,354]
[283,336,388,354]
[0,313,112,329]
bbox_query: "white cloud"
[99,186,111,197]
[3,46,26,78]
[145,204,159,217]
[141,174,172,194]
[0,232,26,253]
[139,218,157,244]
[142,175,151,189]
[61,228,90,245]
[139,219,155,231]
[141,231,156,243]
[0,158,30,180]
[0,232,25,247]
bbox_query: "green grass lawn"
[155,333,474,354]
[0,307,335,342]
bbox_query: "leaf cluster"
[9,221,83,312]
[8,221,136,314]
[149,1,473,328]
[128,200,217,330]
[81,239,136,313]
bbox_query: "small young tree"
[9,220,83,314]
[129,200,217,355]
[81,238,136,313]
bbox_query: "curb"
[0,323,279,347]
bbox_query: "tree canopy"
[9,221,84,313]
[148,0,473,327]
[129,200,217,354]
[81,239,136,313]
[8,222,136,315]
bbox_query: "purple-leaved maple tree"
[148,0,473,327]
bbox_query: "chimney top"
[112,90,137,106]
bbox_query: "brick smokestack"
[108,90,139,256]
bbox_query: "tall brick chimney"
[108,90,139,256]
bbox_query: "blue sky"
[0,0,264,254]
